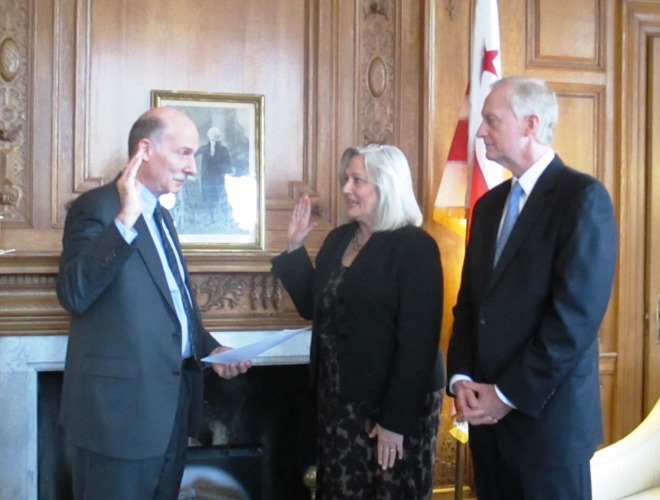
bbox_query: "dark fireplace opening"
[38,364,316,500]
[181,444,265,499]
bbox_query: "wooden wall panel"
[84,0,305,198]
[620,0,660,423]
[553,84,605,180]
[528,0,605,69]
[647,35,660,412]
[599,354,617,449]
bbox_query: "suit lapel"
[482,185,509,273]
[158,207,195,290]
[489,158,564,287]
[134,215,178,314]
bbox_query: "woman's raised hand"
[287,194,318,252]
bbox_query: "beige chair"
[590,398,660,499]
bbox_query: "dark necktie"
[153,203,197,359]
[494,181,524,265]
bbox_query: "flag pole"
[455,440,465,500]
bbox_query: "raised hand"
[287,194,318,252]
[116,144,147,229]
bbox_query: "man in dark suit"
[447,76,617,499]
[57,107,251,500]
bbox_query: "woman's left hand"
[369,423,404,470]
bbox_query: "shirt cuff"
[449,374,473,395]
[494,385,517,409]
[114,218,138,244]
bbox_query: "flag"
[434,0,504,231]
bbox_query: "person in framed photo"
[196,126,241,232]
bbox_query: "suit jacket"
[57,179,220,460]
[272,223,445,435]
[447,155,617,466]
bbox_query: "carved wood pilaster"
[0,0,28,223]
[359,0,395,145]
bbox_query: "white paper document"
[201,326,311,364]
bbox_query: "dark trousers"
[70,368,194,500]
[470,426,592,500]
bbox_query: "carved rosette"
[360,0,395,145]
[0,0,29,220]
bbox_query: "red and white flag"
[433,0,503,230]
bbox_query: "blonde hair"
[339,144,423,231]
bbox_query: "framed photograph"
[151,90,265,251]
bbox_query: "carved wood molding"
[0,271,300,336]
[192,272,281,313]
[173,271,307,331]
[0,274,70,335]
[359,0,395,144]
[0,0,29,223]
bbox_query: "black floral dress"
[314,265,441,500]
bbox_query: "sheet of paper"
[201,326,311,364]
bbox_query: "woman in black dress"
[271,144,444,499]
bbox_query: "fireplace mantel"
[0,330,311,498]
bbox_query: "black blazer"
[447,155,617,466]
[57,179,220,459]
[272,222,444,435]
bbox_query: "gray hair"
[339,144,423,231]
[492,76,558,145]
[127,115,165,158]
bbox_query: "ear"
[138,138,153,161]
[523,114,540,137]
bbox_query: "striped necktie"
[153,203,198,360]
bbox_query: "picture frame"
[151,90,265,252]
